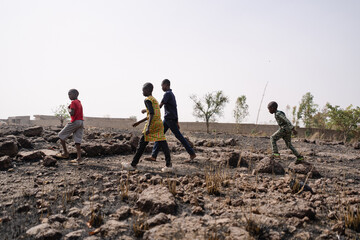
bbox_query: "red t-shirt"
[69,99,83,122]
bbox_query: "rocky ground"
[0,125,359,240]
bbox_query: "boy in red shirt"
[57,89,84,162]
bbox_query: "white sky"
[1,0,359,124]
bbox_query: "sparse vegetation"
[233,95,249,124]
[190,91,229,133]
[53,104,70,127]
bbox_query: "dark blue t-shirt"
[161,89,178,120]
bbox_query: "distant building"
[7,116,31,125]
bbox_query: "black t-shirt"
[161,89,178,120]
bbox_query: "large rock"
[353,142,360,150]
[221,152,248,168]
[225,138,237,146]
[26,223,62,240]
[259,199,316,220]
[18,151,45,162]
[255,157,285,175]
[43,156,57,167]
[82,143,106,157]
[99,220,128,237]
[17,137,33,149]
[128,136,140,151]
[0,141,18,157]
[104,143,132,155]
[137,185,177,215]
[288,161,321,178]
[0,156,12,170]
[64,229,85,240]
[23,126,43,137]
[146,213,170,228]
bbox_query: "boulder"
[64,230,85,240]
[255,157,285,175]
[128,136,140,151]
[288,161,321,178]
[43,156,57,167]
[48,214,68,223]
[225,138,237,146]
[146,213,170,228]
[353,142,360,150]
[114,206,131,221]
[17,137,33,149]
[99,220,128,237]
[0,156,12,170]
[221,152,248,168]
[18,151,45,162]
[82,143,106,157]
[26,223,62,240]
[0,141,18,157]
[137,185,177,215]
[23,126,43,137]
[104,143,132,155]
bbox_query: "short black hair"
[162,79,170,86]
[267,101,278,109]
[143,82,153,92]
[68,89,79,97]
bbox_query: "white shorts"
[58,120,84,144]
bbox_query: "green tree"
[292,106,300,126]
[311,107,328,129]
[233,95,249,123]
[298,92,318,128]
[53,105,70,127]
[326,103,360,141]
[190,91,229,133]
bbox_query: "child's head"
[68,89,79,100]
[142,83,153,97]
[267,101,278,114]
[161,79,171,92]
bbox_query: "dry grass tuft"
[88,209,104,228]
[132,214,149,238]
[343,204,360,232]
[205,165,228,195]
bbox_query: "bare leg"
[60,139,69,157]
[75,143,81,161]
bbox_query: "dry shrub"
[205,165,228,195]
[132,214,149,238]
[343,204,360,232]
[88,209,104,228]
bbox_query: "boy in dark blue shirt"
[144,79,196,162]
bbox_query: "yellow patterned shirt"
[143,96,166,142]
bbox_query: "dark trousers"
[270,128,301,157]
[152,118,195,158]
[131,135,171,167]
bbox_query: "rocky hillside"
[0,125,359,239]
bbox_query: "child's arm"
[132,117,147,127]
[68,103,75,116]
[278,112,297,134]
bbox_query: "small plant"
[343,204,360,232]
[87,209,104,228]
[205,165,227,196]
[132,215,149,238]
[119,176,129,201]
[168,179,177,196]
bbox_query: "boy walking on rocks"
[57,89,84,163]
[144,79,196,162]
[268,101,304,164]
[123,83,173,173]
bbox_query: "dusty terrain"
[0,125,359,240]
